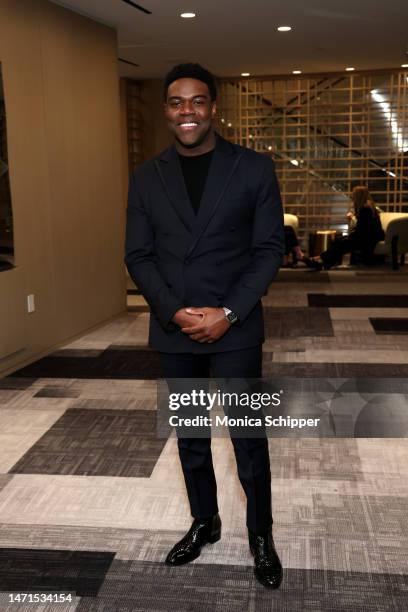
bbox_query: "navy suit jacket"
[125,134,284,353]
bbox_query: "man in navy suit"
[125,63,284,588]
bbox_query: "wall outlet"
[27,294,35,313]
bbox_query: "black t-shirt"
[178,149,214,214]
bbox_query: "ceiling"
[52,0,408,79]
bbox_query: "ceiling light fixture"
[292,70,302,74]
[180,12,196,18]
[277,26,292,32]
[241,72,250,77]
[345,67,355,71]
[402,64,408,68]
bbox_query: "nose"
[180,100,195,115]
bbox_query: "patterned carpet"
[1,267,408,611]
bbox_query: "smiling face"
[164,78,216,155]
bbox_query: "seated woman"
[304,186,385,270]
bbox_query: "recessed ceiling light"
[241,72,250,77]
[277,26,292,32]
[180,12,196,18]
[292,70,302,74]
[346,67,355,71]
[402,64,408,68]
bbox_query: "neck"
[175,129,216,157]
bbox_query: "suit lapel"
[155,135,243,250]
[188,135,243,256]
[155,145,195,232]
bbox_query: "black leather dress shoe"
[249,529,283,589]
[165,514,221,566]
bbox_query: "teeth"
[180,123,197,127]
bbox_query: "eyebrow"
[168,94,209,101]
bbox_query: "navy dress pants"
[159,345,273,535]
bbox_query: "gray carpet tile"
[370,318,408,334]
[70,397,156,411]
[313,494,408,539]
[34,385,81,399]
[262,362,408,377]
[76,560,408,612]
[0,547,114,597]
[263,307,334,337]
[270,439,363,480]
[1,522,407,575]
[0,475,13,495]
[309,294,408,307]
[0,378,36,390]
[9,409,167,478]
[0,389,23,404]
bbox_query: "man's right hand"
[172,308,203,328]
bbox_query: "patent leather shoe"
[165,514,221,566]
[249,529,283,589]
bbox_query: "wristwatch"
[222,306,239,324]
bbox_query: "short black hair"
[163,63,217,101]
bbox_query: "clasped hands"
[172,307,231,343]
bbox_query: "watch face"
[227,312,238,324]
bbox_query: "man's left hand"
[181,307,231,343]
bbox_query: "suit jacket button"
[229,226,236,231]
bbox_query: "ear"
[211,101,217,118]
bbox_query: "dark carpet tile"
[0,377,36,390]
[275,269,331,282]
[34,386,80,399]
[262,362,408,377]
[264,307,334,337]
[308,294,408,307]
[127,305,150,313]
[0,548,114,597]
[51,349,105,358]
[76,560,408,612]
[356,270,408,277]
[370,318,408,334]
[9,409,166,478]
[10,348,162,380]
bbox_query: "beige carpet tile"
[0,408,67,473]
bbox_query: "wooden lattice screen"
[217,71,408,238]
